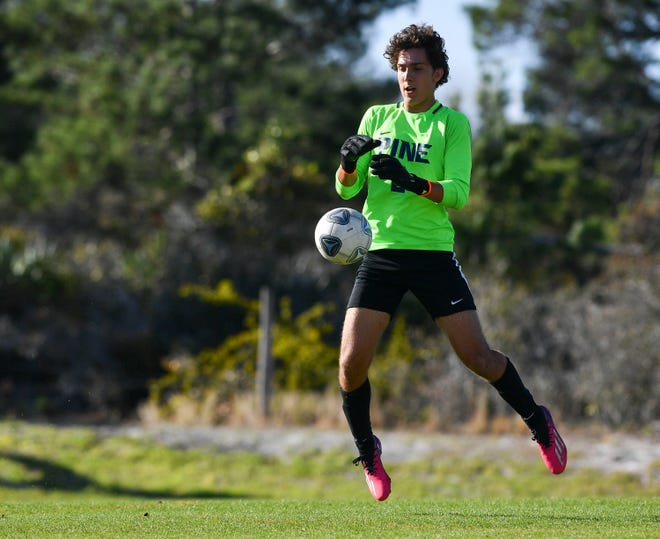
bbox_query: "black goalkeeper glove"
[340,135,381,173]
[369,154,431,196]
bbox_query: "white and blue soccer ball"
[314,207,372,265]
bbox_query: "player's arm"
[335,135,380,198]
[369,154,445,202]
[370,114,471,208]
[339,135,380,177]
[424,180,445,204]
[437,113,472,209]
[336,166,358,187]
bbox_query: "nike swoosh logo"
[450,298,464,305]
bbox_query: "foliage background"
[0,0,657,429]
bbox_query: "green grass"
[1,498,658,538]
[0,421,658,538]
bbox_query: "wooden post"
[256,285,274,419]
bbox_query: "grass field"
[0,421,658,538]
[1,497,658,538]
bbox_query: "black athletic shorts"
[347,249,476,319]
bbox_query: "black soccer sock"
[491,358,544,431]
[340,379,375,457]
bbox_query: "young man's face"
[396,48,444,113]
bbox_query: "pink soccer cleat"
[352,435,391,501]
[533,405,568,474]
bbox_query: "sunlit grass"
[1,498,658,538]
[0,421,658,537]
[0,421,658,500]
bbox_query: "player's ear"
[432,68,444,85]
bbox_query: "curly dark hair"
[384,24,449,88]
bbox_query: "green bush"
[147,280,339,422]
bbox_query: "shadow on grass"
[0,451,249,499]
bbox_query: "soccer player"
[335,24,567,502]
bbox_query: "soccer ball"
[314,207,372,265]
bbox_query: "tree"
[468,0,660,200]
[456,0,659,284]
[0,0,411,248]
[0,0,414,419]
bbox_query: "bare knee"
[339,349,369,392]
[460,349,507,382]
[436,310,506,382]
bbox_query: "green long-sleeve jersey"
[335,101,472,252]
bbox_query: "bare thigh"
[435,310,507,381]
[339,307,390,392]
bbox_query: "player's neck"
[403,97,437,113]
